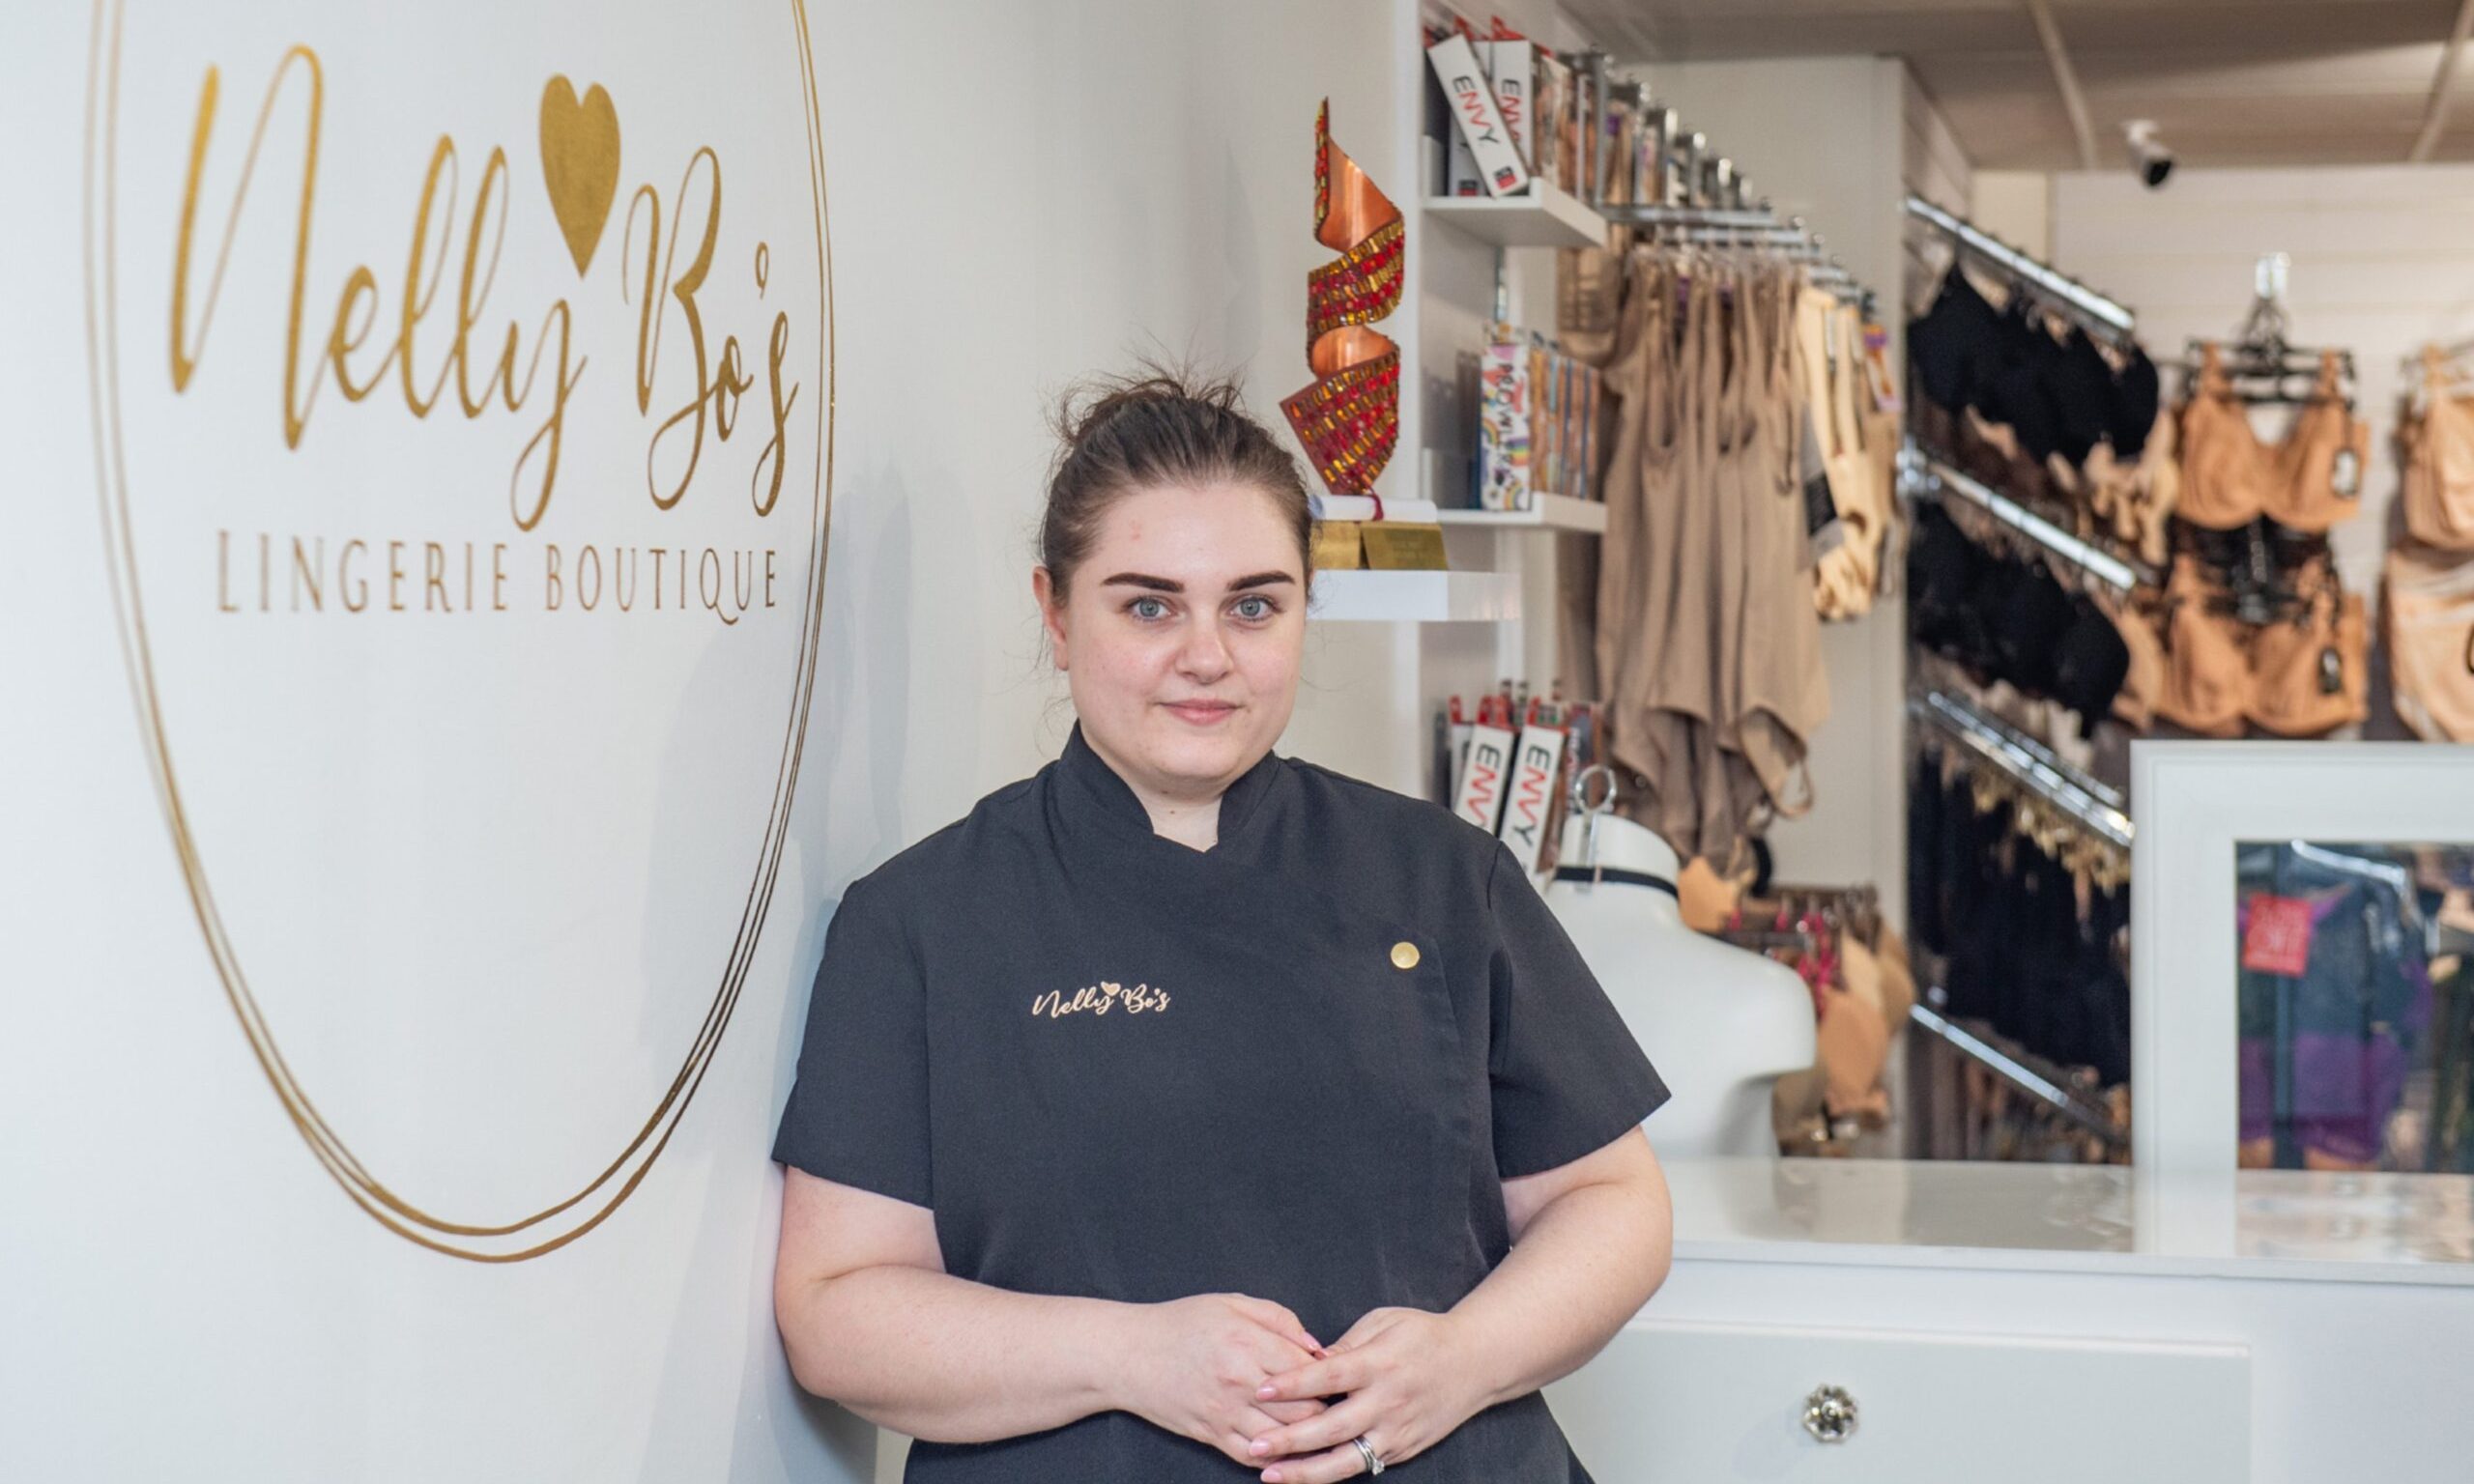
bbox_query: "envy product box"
[1426,33,1530,197]
[1452,718,1518,835]
[1483,38,1538,177]
[1496,722,1568,874]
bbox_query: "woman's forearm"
[1447,1172,1673,1411]
[781,1263,1136,1441]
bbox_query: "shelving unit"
[1309,569,1522,623]
[1422,181,1609,250]
[1434,495,1608,535]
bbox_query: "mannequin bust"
[1542,811,1817,1158]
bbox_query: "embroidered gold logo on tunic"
[1031,981,1172,1019]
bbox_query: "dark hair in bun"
[1041,363,1313,599]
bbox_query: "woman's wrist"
[1439,1303,1513,1413]
[1079,1297,1150,1414]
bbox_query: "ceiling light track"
[2409,0,2474,162]
[2024,0,2099,171]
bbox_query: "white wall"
[3,2,1409,1480]
[1971,171,2054,262]
[2055,165,2474,629]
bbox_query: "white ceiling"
[1564,0,2474,169]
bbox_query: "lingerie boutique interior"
[1326,2,2474,1477]
[23,3,2474,1481]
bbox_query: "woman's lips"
[1163,699,1237,726]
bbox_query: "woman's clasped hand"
[1245,1305,1490,1481]
[1117,1292,1333,1467]
[1119,1293,1488,1479]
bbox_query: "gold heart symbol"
[538,75,620,276]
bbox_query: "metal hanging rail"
[1598,205,1779,228]
[1910,1002,2126,1144]
[1904,194,2137,343]
[1585,100,1875,302]
[1900,445,2156,593]
[1601,203,1874,300]
[1910,689,2134,851]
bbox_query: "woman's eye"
[1130,596,1169,621]
[1233,595,1274,620]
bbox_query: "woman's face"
[1037,480,1307,800]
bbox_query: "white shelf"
[1423,181,1608,250]
[1434,495,1608,535]
[1308,569,1520,623]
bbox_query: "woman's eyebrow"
[1097,571,1298,592]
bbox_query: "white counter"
[1662,1155,2474,1284]
[1546,1156,2474,1482]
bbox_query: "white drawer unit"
[1549,1318,2249,1483]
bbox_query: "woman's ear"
[1031,566,1070,671]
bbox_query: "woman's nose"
[1177,614,1232,676]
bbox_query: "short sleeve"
[770,876,933,1208]
[1482,842,1672,1178]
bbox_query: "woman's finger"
[1254,1395,1327,1429]
[1217,1405,1328,1469]
[1246,1391,1373,1467]
[1254,1349,1367,1404]
[1234,1297,1326,1356]
[1258,1434,1382,1484]
[1207,1405,1306,1464]
[1326,1304,1417,1356]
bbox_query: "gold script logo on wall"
[83,0,834,1260]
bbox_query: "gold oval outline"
[79,0,836,1262]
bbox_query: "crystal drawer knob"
[1801,1384,1858,1443]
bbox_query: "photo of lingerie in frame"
[2236,841,2474,1174]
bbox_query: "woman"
[772,371,1674,1482]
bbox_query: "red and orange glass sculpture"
[1282,101,1401,496]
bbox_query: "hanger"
[2287,841,2415,899]
[1565,763,1621,885]
[2185,255,2356,405]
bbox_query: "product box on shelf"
[1477,335,1534,511]
[1452,713,1518,834]
[1476,324,1604,511]
[1535,51,1571,192]
[1426,33,1530,197]
[1483,37,1538,179]
[1497,719,1568,874]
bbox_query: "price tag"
[2332,447,2362,499]
[2241,893,2315,977]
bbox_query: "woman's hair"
[1040,364,1314,600]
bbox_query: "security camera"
[2125,120,2173,189]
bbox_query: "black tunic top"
[772,725,1670,1481]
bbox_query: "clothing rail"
[1904,195,2137,344]
[1601,203,1874,300]
[1910,689,2134,851]
[1900,445,2155,593]
[1910,1001,2126,1144]
[1598,205,1779,229]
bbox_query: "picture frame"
[2131,739,2474,1183]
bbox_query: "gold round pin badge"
[1390,941,1421,970]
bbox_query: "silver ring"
[1351,1435,1384,1475]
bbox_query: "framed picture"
[2131,741,2474,1188]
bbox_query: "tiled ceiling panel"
[1562,0,2473,168]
